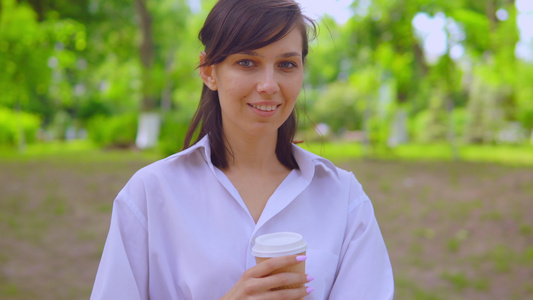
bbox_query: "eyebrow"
[239,50,302,58]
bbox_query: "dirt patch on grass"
[340,159,533,299]
[0,155,152,300]
[1,154,532,299]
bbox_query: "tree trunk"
[25,0,45,22]
[135,0,157,111]
[412,42,428,76]
[486,0,498,32]
[16,102,27,153]
[134,0,160,149]
[161,48,176,111]
[443,18,460,160]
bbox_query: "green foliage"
[410,92,449,143]
[158,112,191,156]
[452,9,491,56]
[311,81,363,133]
[47,110,73,140]
[0,108,40,147]
[0,0,86,124]
[451,108,468,140]
[77,98,113,122]
[87,113,138,148]
[305,16,347,87]
[375,43,414,100]
[0,0,49,110]
[515,64,533,131]
[1,0,532,152]
[463,70,506,144]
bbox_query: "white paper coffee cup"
[252,232,308,258]
[252,232,308,292]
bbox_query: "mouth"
[248,103,281,112]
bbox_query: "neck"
[222,129,286,174]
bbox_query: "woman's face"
[200,28,304,140]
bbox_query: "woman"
[91,0,394,299]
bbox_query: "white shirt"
[91,136,394,300]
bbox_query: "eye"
[237,59,255,68]
[279,61,298,70]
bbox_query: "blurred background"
[0,0,532,299]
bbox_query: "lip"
[247,102,282,117]
[248,101,282,106]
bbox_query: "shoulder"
[115,139,212,211]
[119,139,212,200]
[134,137,211,179]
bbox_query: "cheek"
[217,83,249,114]
[284,79,303,103]
[217,83,239,105]
[219,77,252,99]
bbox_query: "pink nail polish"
[296,255,307,262]
[306,287,315,294]
[307,275,314,282]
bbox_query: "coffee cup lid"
[252,232,307,258]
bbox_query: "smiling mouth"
[248,104,281,112]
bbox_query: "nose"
[256,68,280,95]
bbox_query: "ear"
[199,51,218,91]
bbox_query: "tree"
[134,0,194,149]
[0,0,86,145]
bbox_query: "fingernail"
[306,287,315,294]
[306,275,314,282]
[296,255,307,262]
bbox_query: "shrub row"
[86,112,190,154]
[0,108,40,147]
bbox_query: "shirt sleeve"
[328,175,394,299]
[90,181,149,300]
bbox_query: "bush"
[310,81,364,134]
[48,110,73,140]
[451,108,467,141]
[158,112,190,156]
[87,113,138,148]
[0,107,40,147]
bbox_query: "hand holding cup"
[219,232,313,300]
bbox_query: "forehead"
[235,28,304,56]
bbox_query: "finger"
[248,255,307,278]
[261,272,311,291]
[241,273,313,295]
[261,285,313,300]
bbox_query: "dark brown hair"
[183,0,316,169]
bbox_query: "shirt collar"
[176,135,212,166]
[179,135,338,180]
[291,144,339,181]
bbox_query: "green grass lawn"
[1,142,532,299]
[3,139,532,166]
[299,141,533,166]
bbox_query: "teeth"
[252,104,277,111]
